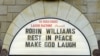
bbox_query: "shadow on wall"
[0,40,2,53]
[0,40,6,56]
[0,41,8,56]
[98,40,100,49]
[93,40,100,56]
[0,49,8,56]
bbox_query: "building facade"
[0,0,100,56]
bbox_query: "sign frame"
[8,17,91,56]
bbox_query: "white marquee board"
[9,18,91,56]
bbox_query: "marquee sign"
[9,18,91,56]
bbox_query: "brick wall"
[0,0,100,54]
[0,0,37,52]
[66,0,100,40]
[0,0,36,40]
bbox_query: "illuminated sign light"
[9,17,91,56]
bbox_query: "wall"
[67,0,100,40]
[0,0,100,54]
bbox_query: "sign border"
[8,17,91,56]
